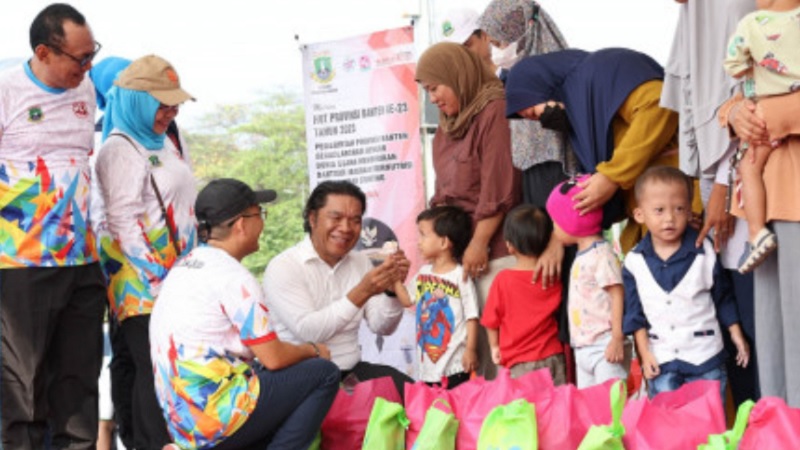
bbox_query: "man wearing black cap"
[148,178,339,450]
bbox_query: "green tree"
[186,91,308,276]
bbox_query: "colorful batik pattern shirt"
[94,131,197,321]
[0,63,97,268]
[149,245,276,449]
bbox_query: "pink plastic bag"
[404,380,452,449]
[739,397,800,450]
[320,376,401,450]
[621,379,726,450]
[531,378,618,450]
[448,368,554,450]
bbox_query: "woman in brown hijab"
[416,42,521,379]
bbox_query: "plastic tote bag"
[698,400,754,450]
[320,376,401,450]
[477,399,538,450]
[739,397,800,450]
[621,379,726,450]
[404,380,452,448]
[362,397,409,450]
[411,399,458,450]
[578,379,627,450]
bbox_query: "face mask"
[539,103,570,133]
[491,41,520,70]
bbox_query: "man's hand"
[696,183,735,252]
[574,172,619,215]
[348,258,402,307]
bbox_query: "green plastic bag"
[697,400,755,450]
[361,397,409,450]
[307,430,321,450]
[577,379,627,450]
[477,398,538,450]
[412,399,459,450]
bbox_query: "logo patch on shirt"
[149,155,162,167]
[28,106,44,122]
[72,101,89,119]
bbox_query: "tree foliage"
[185,91,308,276]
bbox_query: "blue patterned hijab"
[506,48,664,172]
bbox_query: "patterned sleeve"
[723,17,752,78]
[222,273,276,346]
[596,245,623,289]
[96,137,168,301]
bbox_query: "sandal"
[738,228,777,274]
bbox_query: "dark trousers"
[723,269,760,405]
[120,315,171,450]
[213,358,340,450]
[0,264,106,450]
[109,315,135,449]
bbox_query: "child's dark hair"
[417,205,472,262]
[634,166,693,203]
[503,204,552,257]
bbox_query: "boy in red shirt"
[481,205,564,383]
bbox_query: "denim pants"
[214,357,340,450]
[647,364,728,409]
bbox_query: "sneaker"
[738,228,777,273]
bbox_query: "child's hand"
[462,348,479,373]
[639,351,660,380]
[730,325,751,368]
[604,336,625,364]
[490,346,501,365]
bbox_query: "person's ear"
[633,207,645,225]
[33,44,51,63]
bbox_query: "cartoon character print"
[416,283,456,364]
[759,52,788,74]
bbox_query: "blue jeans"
[214,357,340,450]
[647,364,728,408]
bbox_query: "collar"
[297,234,353,268]
[25,60,67,94]
[576,238,609,257]
[632,227,704,262]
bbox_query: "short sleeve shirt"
[405,264,479,382]
[149,246,276,449]
[568,240,623,347]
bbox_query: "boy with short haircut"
[546,177,630,388]
[623,166,750,401]
[480,205,564,383]
[395,205,479,388]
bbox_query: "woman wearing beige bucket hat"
[94,54,196,450]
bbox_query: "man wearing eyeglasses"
[0,4,106,449]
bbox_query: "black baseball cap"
[196,178,277,229]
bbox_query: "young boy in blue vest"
[622,166,750,404]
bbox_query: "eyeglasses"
[48,41,102,68]
[241,208,267,221]
[223,208,267,227]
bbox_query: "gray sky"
[1,1,678,128]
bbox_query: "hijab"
[101,86,164,150]
[415,42,505,140]
[89,56,132,111]
[505,48,664,172]
[478,0,570,171]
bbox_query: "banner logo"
[311,55,335,84]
